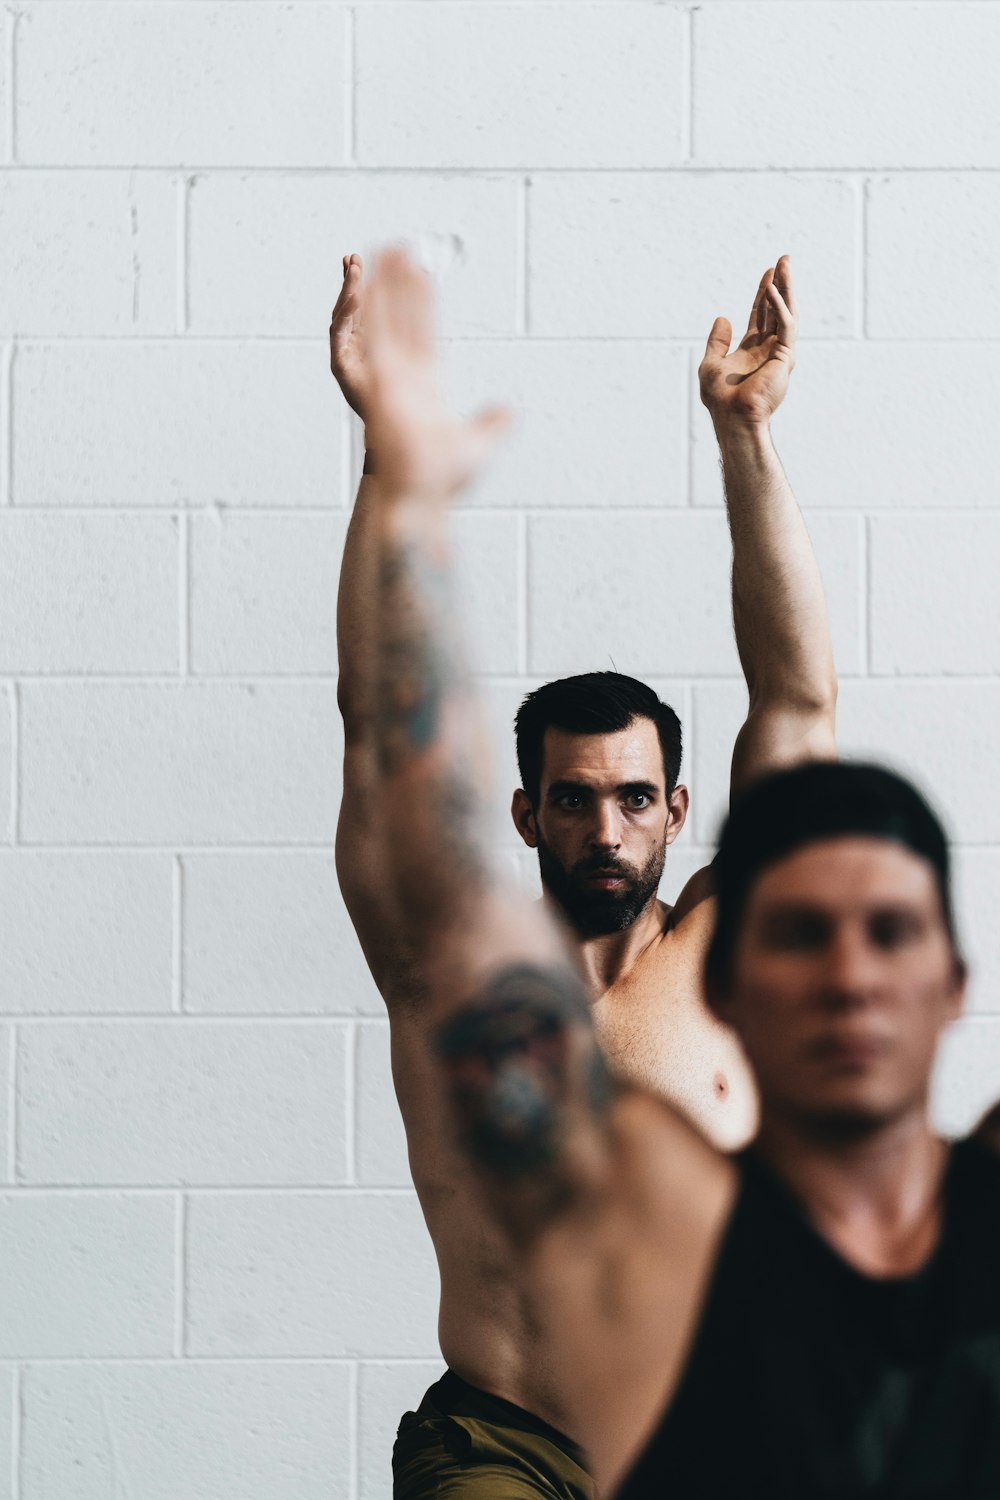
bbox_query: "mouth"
[586,873,625,890]
[809,1033,892,1069]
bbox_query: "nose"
[818,925,880,1009]
[588,800,621,853]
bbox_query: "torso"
[617,1137,1000,1500]
[387,886,753,1433]
[592,897,757,1151]
[389,1004,579,1430]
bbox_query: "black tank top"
[618,1137,1000,1500]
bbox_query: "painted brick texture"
[3,5,999,1499]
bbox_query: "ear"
[945,955,968,1024]
[511,788,539,848]
[665,783,690,845]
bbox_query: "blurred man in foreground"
[360,245,1000,1499]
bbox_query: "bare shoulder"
[666,863,716,933]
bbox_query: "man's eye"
[766,918,827,950]
[625,792,650,809]
[870,915,920,950]
[557,794,584,810]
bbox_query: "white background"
[2,2,1000,1495]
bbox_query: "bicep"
[337,742,423,1004]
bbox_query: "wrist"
[711,414,774,459]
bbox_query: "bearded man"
[332,246,837,1497]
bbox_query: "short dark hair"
[705,760,961,996]
[514,672,682,807]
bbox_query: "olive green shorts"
[392,1369,595,1499]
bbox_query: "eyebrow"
[758,900,925,923]
[757,904,828,928]
[546,779,660,799]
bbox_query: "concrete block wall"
[1,3,999,1494]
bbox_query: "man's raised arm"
[331,253,409,998]
[699,256,837,799]
[359,247,619,1244]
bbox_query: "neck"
[755,1102,948,1276]
[550,894,668,999]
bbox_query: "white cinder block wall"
[2,2,999,1495]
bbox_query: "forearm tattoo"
[375,538,460,777]
[375,532,489,890]
[434,963,614,1179]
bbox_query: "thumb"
[703,316,732,362]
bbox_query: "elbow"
[336,677,374,747]
[800,669,838,722]
[336,672,354,722]
[750,668,838,723]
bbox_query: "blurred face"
[718,836,965,1136]
[511,720,688,936]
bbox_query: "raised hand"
[330,252,371,421]
[360,246,511,500]
[699,254,798,428]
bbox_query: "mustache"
[574,854,634,878]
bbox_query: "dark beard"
[536,836,665,937]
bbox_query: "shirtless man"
[359,246,1000,1499]
[332,249,835,1494]
[335,249,835,1153]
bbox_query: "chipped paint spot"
[408,232,466,286]
[128,176,141,325]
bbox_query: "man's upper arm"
[729,696,838,803]
[336,740,423,1006]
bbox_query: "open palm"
[699,255,798,427]
[330,253,370,420]
[361,248,510,500]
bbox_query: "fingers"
[331,253,363,322]
[765,275,796,351]
[773,252,798,320]
[703,316,733,362]
[747,267,773,339]
[747,257,797,344]
[367,245,435,362]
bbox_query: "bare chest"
[592,936,757,1150]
